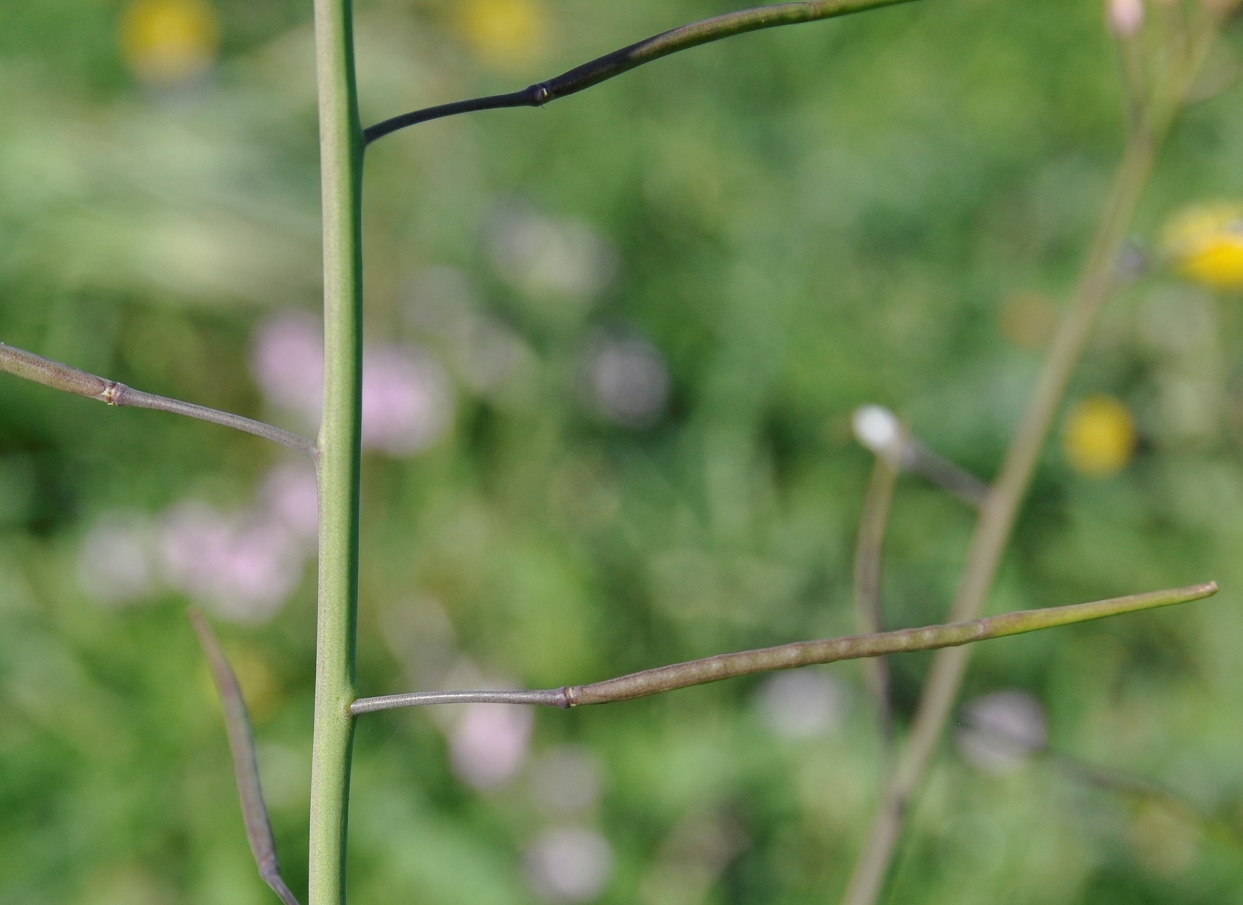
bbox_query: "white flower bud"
[852,405,902,457]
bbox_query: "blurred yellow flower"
[1062,395,1137,477]
[456,0,548,69]
[1160,203,1243,291]
[121,0,220,88]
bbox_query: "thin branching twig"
[364,0,918,144]
[188,609,302,905]
[0,341,316,458]
[350,582,1216,715]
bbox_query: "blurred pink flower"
[362,345,453,455]
[449,702,533,790]
[78,464,322,618]
[1106,0,1143,37]
[259,462,319,544]
[250,310,324,422]
[159,501,302,622]
[251,310,453,456]
[524,826,614,902]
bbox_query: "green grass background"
[1,0,1243,902]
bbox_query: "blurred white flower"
[528,745,604,816]
[78,511,160,605]
[379,596,460,692]
[485,202,618,300]
[852,404,902,459]
[584,334,671,428]
[754,671,850,739]
[403,266,481,336]
[402,267,533,398]
[449,702,534,790]
[524,826,614,903]
[451,314,532,396]
[955,689,1047,774]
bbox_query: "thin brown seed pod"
[364,0,918,143]
[0,340,316,457]
[350,582,1217,714]
[189,609,302,905]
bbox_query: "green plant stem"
[841,31,1216,905]
[364,0,918,144]
[309,0,364,902]
[349,582,1216,714]
[0,341,316,457]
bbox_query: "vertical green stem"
[309,0,364,903]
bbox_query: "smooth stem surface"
[853,452,901,748]
[842,35,1212,905]
[364,0,918,143]
[0,341,316,457]
[309,0,363,902]
[350,583,1216,713]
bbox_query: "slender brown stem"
[901,440,989,508]
[189,609,302,905]
[350,583,1216,715]
[0,341,316,458]
[842,134,1155,905]
[363,0,918,144]
[853,453,901,748]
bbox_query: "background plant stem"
[853,451,901,749]
[841,34,1211,905]
[309,0,364,902]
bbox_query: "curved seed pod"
[189,609,302,905]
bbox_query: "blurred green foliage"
[2,0,1243,903]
